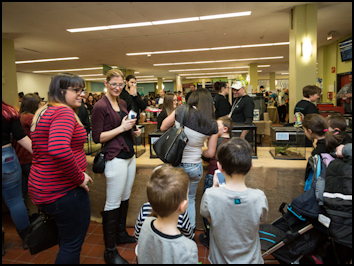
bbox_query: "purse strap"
[179,104,190,127]
[102,139,112,154]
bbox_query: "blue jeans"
[2,146,30,231]
[179,162,203,230]
[41,186,91,264]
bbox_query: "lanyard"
[228,97,243,117]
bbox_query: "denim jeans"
[2,146,30,231]
[179,162,203,230]
[41,186,91,264]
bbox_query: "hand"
[80,172,93,192]
[279,103,283,106]
[336,144,345,158]
[120,116,137,132]
[134,127,141,137]
[128,83,137,96]
[212,171,219,188]
[345,93,352,99]
[339,94,345,99]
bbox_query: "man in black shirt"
[185,84,196,103]
[120,75,147,124]
[230,81,254,139]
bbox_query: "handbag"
[153,105,189,166]
[25,208,59,255]
[92,139,112,173]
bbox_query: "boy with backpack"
[200,138,268,264]
[137,165,198,264]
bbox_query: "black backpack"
[323,157,352,248]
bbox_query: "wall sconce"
[302,37,312,58]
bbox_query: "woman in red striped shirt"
[29,73,93,264]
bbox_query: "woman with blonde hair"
[157,92,177,129]
[28,73,93,264]
[91,69,141,264]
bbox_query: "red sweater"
[28,105,87,205]
[14,113,34,165]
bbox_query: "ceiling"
[2,2,352,82]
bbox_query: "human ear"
[216,161,223,172]
[179,199,188,213]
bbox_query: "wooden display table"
[267,106,279,124]
[18,147,312,231]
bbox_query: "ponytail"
[325,130,345,152]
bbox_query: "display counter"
[14,147,312,231]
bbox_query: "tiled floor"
[2,212,210,264]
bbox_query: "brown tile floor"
[2,212,211,264]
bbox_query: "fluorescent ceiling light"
[128,42,288,56]
[214,59,237,63]
[85,78,106,81]
[236,58,260,61]
[259,56,283,60]
[15,57,79,64]
[199,11,251,20]
[33,67,103,73]
[194,61,214,64]
[173,62,194,65]
[181,48,210,52]
[67,26,110,33]
[151,17,199,25]
[153,50,181,54]
[108,22,153,29]
[155,57,282,66]
[170,65,270,72]
[281,73,289,75]
[68,11,251,33]
[136,75,154,78]
[79,74,105,77]
[210,46,240,50]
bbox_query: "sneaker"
[199,233,209,249]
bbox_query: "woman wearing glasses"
[28,73,93,264]
[91,69,141,264]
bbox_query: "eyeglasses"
[107,82,125,88]
[67,87,86,95]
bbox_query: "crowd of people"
[2,71,352,264]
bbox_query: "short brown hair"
[20,93,41,114]
[303,85,321,98]
[326,114,347,131]
[217,116,233,135]
[216,137,252,176]
[146,165,189,218]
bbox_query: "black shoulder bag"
[92,139,112,173]
[153,105,189,166]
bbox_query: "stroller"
[259,153,352,264]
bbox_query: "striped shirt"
[134,202,194,241]
[28,105,87,205]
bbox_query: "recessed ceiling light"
[15,57,79,64]
[33,67,103,73]
[152,17,199,25]
[67,12,251,33]
[67,26,110,33]
[127,42,289,56]
[199,11,251,20]
[108,22,153,29]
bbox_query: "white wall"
[16,72,52,101]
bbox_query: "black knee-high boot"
[17,227,29,250]
[101,209,128,264]
[116,200,136,245]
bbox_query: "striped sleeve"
[134,202,194,241]
[48,107,84,185]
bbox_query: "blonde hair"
[106,69,124,82]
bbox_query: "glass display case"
[148,129,164,159]
[145,107,162,122]
[270,127,306,160]
[231,123,258,159]
[133,125,145,158]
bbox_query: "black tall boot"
[101,209,128,264]
[17,227,29,250]
[116,200,136,245]
[2,231,5,257]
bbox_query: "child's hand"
[212,171,219,188]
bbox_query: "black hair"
[126,74,136,82]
